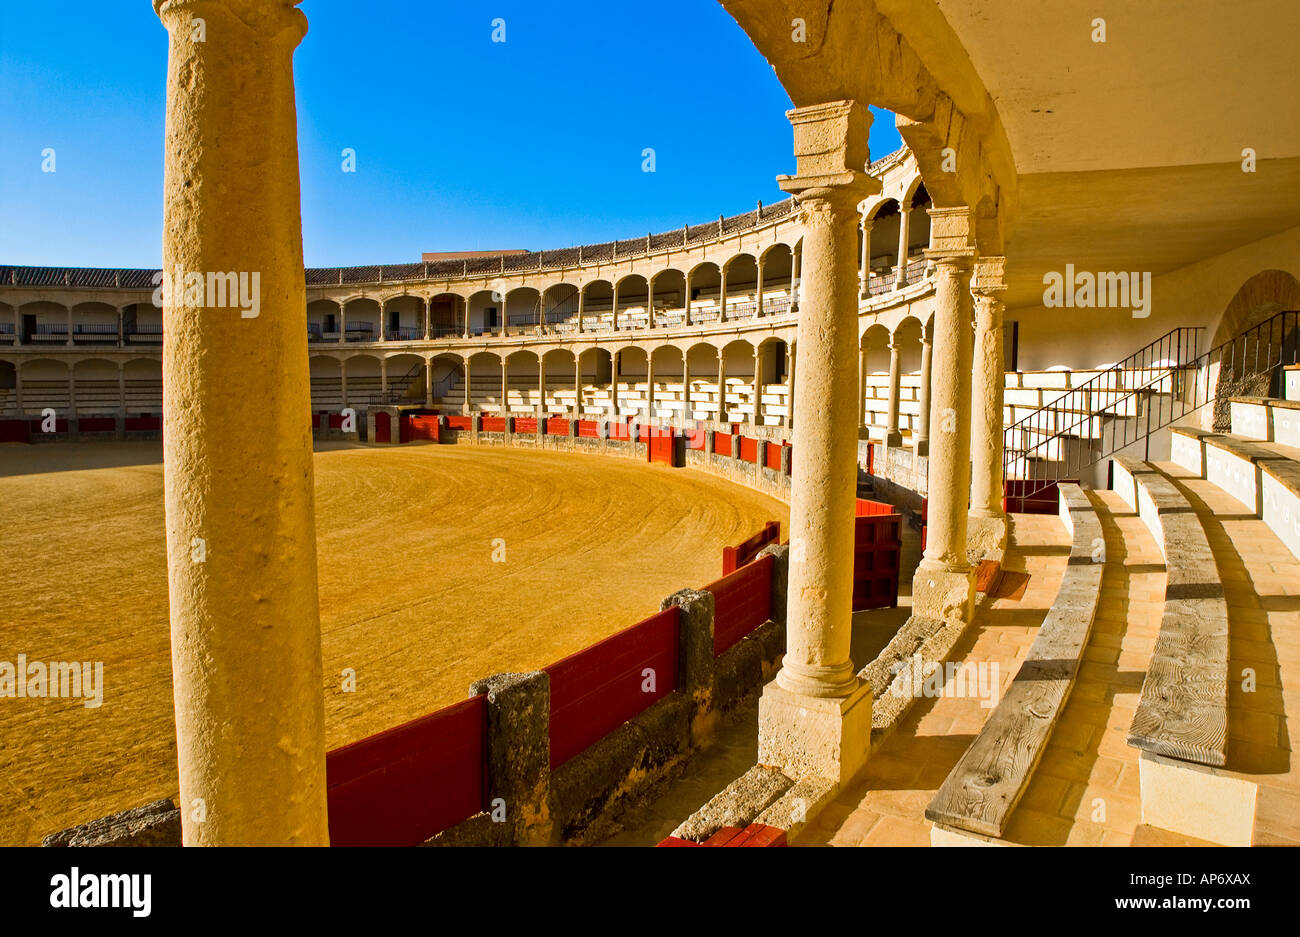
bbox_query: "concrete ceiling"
[911,0,1300,308]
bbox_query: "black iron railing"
[1005,311,1300,497]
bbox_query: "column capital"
[971,255,1008,297]
[923,205,976,266]
[156,0,307,41]
[776,100,881,208]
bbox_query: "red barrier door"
[648,427,678,466]
[374,412,391,443]
[853,499,901,611]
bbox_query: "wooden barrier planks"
[721,520,780,575]
[707,553,775,656]
[547,606,680,769]
[326,694,488,847]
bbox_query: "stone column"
[884,339,903,446]
[684,273,693,326]
[857,342,868,438]
[461,296,469,339]
[968,255,1009,559]
[154,0,327,846]
[756,257,766,318]
[719,266,728,323]
[573,350,582,416]
[611,282,619,332]
[537,355,546,416]
[758,100,878,787]
[338,302,346,344]
[859,213,872,297]
[377,300,386,342]
[786,339,796,429]
[912,206,978,624]
[380,357,388,397]
[422,297,430,340]
[647,278,656,329]
[646,353,656,422]
[462,360,471,414]
[894,205,912,290]
[752,345,763,427]
[66,305,74,347]
[117,363,127,419]
[497,293,507,338]
[609,350,618,418]
[500,358,508,415]
[914,331,932,456]
[68,367,77,418]
[791,249,801,311]
[117,307,125,347]
[425,357,434,407]
[13,363,22,415]
[577,288,585,334]
[716,352,728,424]
[682,356,692,423]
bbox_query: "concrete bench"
[1229,395,1300,447]
[925,484,1104,842]
[1171,427,1276,512]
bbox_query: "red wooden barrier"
[78,417,115,432]
[0,420,29,442]
[374,412,391,443]
[514,416,538,435]
[547,606,680,769]
[325,694,487,847]
[577,420,599,439]
[722,520,780,575]
[609,420,633,441]
[546,417,569,436]
[480,415,507,433]
[646,426,679,466]
[311,414,321,428]
[764,441,782,471]
[714,431,733,457]
[445,414,472,432]
[707,553,774,656]
[407,415,439,442]
[124,416,161,432]
[854,498,901,611]
[738,435,758,463]
[30,418,70,434]
[1003,479,1076,514]
[684,426,706,450]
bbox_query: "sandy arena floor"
[0,440,788,845]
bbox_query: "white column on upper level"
[756,257,766,318]
[894,204,912,290]
[859,211,872,297]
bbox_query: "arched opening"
[307,299,341,343]
[615,275,649,331]
[724,254,759,320]
[343,299,379,343]
[309,355,343,409]
[429,292,463,338]
[650,345,686,422]
[651,269,687,328]
[1210,270,1300,427]
[686,342,721,422]
[688,263,722,324]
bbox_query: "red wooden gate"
[853,498,901,611]
[374,412,391,443]
[647,426,681,466]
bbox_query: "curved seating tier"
[925,483,1104,839]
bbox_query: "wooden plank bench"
[925,483,1105,839]
[1120,462,1229,768]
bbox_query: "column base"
[911,560,976,623]
[913,438,929,457]
[757,680,872,787]
[966,512,1008,561]
[885,430,903,447]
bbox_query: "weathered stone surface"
[670,765,794,842]
[43,799,180,847]
[469,671,552,845]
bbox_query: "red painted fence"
[764,442,782,471]
[513,416,538,435]
[445,414,472,432]
[547,417,569,436]
[609,420,634,441]
[577,420,599,439]
[326,694,487,847]
[738,435,758,463]
[646,426,680,466]
[714,431,733,457]
[480,415,507,433]
[547,606,680,769]
[405,414,439,442]
[706,553,775,656]
[722,520,780,575]
[374,412,391,443]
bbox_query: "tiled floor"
[802,511,1078,846]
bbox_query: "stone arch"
[1210,270,1300,425]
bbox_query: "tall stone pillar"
[719,266,728,322]
[756,258,766,318]
[912,206,978,624]
[536,355,546,415]
[752,345,763,427]
[857,342,868,437]
[646,354,656,421]
[154,0,327,846]
[758,100,878,787]
[576,289,585,334]
[425,357,434,407]
[914,331,932,456]
[682,356,692,422]
[716,353,728,424]
[791,250,801,311]
[684,274,693,326]
[786,340,796,429]
[968,256,1009,558]
[461,296,469,339]
[377,301,387,342]
[422,297,430,340]
[500,359,508,414]
[338,302,346,344]
[573,350,582,416]
[66,305,74,347]
[894,205,912,290]
[884,340,904,446]
[462,360,471,414]
[859,212,871,297]
[611,283,619,332]
[647,279,656,329]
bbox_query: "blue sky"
[0,0,901,268]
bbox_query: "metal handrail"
[1005,312,1300,498]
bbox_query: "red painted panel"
[480,415,507,433]
[325,694,487,847]
[124,416,161,432]
[684,427,706,451]
[0,420,29,443]
[546,606,680,769]
[374,412,391,443]
[609,420,633,441]
[855,498,895,517]
[714,432,733,457]
[78,417,115,432]
[1003,479,1076,514]
[312,414,322,428]
[407,415,439,442]
[721,520,780,575]
[738,436,758,463]
[513,416,538,435]
[445,415,472,432]
[764,442,782,471]
[648,427,676,465]
[707,553,774,656]
[853,506,902,611]
[578,420,599,439]
[546,417,569,436]
[31,419,71,434]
